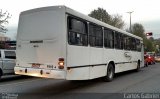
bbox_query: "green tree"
[154,39,160,53]
[149,37,154,42]
[131,23,145,38]
[0,9,11,33]
[143,38,155,52]
[110,14,125,29]
[88,8,125,29]
[131,23,155,52]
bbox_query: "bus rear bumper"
[14,66,66,79]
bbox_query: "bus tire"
[103,64,114,82]
[0,69,2,79]
[146,62,148,67]
[136,61,140,72]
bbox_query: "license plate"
[32,63,40,68]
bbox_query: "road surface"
[0,63,160,99]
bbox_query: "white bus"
[15,6,144,81]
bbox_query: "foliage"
[131,23,145,37]
[143,38,155,52]
[88,8,125,29]
[131,23,155,52]
[154,39,160,53]
[88,8,111,23]
[0,9,11,33]
[109,14,125,29]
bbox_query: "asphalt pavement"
[0,63,160,99]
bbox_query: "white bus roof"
[20,5,143,41]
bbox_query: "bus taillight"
[58,58,64,69]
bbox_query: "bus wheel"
[146,62,148,67]
[0,69,2,79]
[136,61,140,72]
[103,64,114,82]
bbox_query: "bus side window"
[68,16,88,46]
[124,35,130,50]
[136,39,141,52]
[104,28,114,48]
[131,38,137,51]
[115,32,121,49]
[120,34,124,49]
[124,35,127,50]
[89,23,103,48]
[104,29,108,48]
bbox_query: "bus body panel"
[89,48,106,79]
[89,65,106,79]
[66,46,90,67]
[66,46,106,80]
[15,6,67,78]
[66,67,90,80]
[104,50,142,73]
